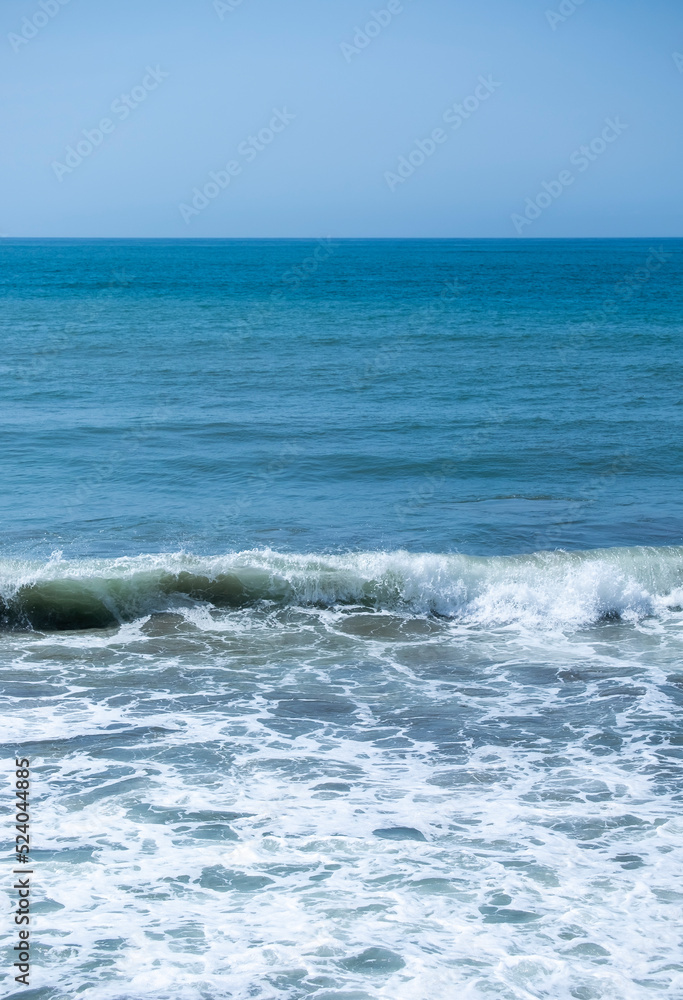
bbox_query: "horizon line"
[1,235,682,242]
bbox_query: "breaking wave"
[1,546,682,631]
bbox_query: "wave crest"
[1,546,682,631]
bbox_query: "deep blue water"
[2,238,682,559]
[1,240,683,1000]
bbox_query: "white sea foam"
[1,544,682,630]
[2,547,682,997]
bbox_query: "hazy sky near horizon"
[1,0,682,238]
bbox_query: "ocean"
[1,238,682,999]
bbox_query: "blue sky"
[1,0,682,237]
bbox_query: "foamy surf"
[1,544,682,630]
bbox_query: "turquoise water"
[1,240,683,999]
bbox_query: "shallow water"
[3,594,683,998]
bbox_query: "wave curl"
[0,546,682,631]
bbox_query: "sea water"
[1,239,682,999]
